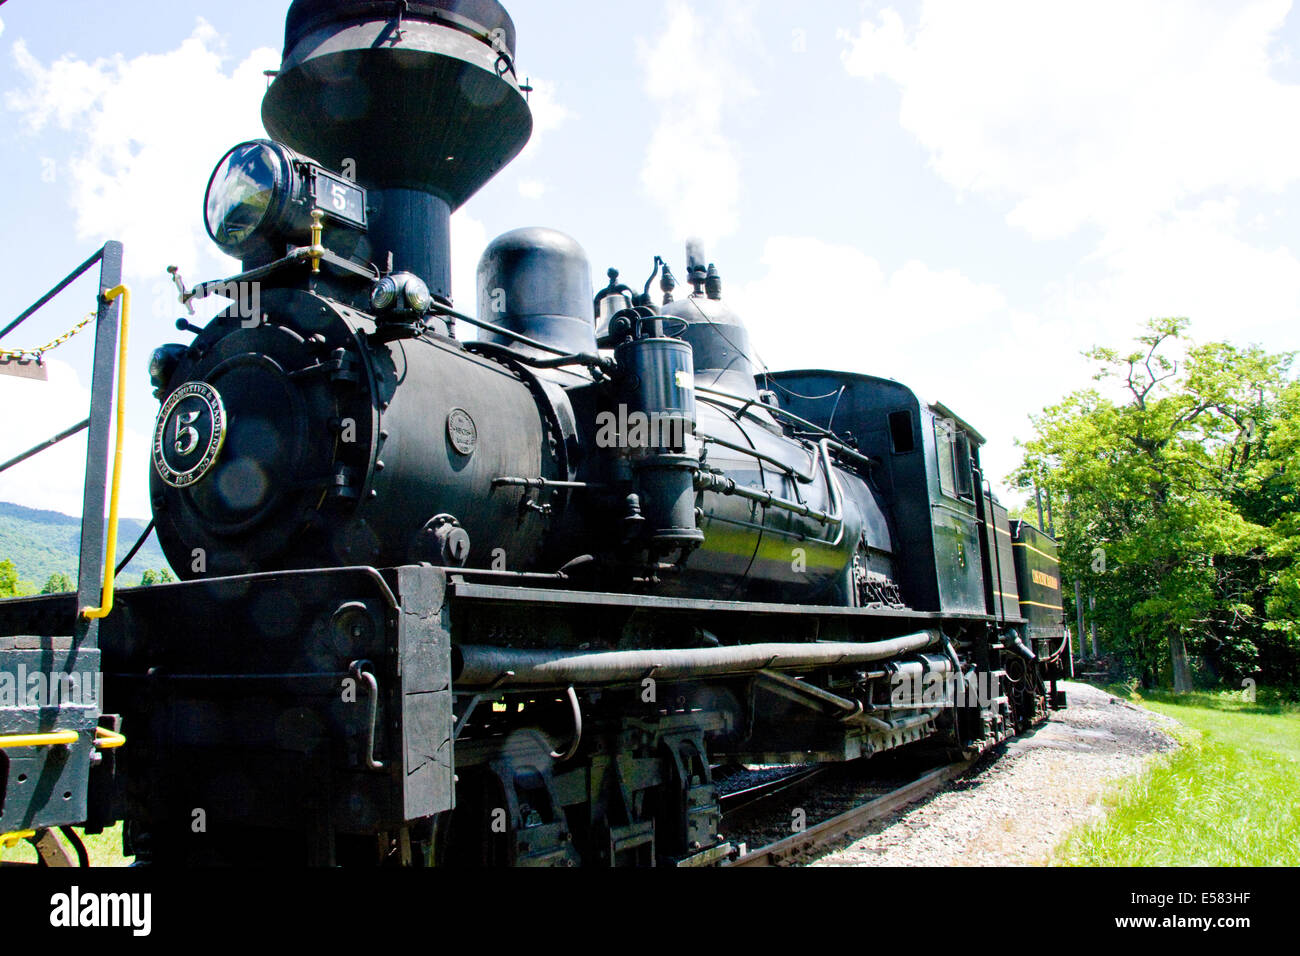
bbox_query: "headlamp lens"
[370,276,399,311]
[403,276,431,313]
[205,142,282,254]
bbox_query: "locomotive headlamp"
[148,344,188,390]
[204,139,367,260]
[403,275,431,312]
[369,273,430,315]
[370,275,399,311]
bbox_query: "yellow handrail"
[1,830,37,849]
[81,283,130,621]
[0,727,125,750]
[94,726,126,749]
[309,209,324,273]
[0,730,79,749]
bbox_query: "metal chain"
[0,310,95,363]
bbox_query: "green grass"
[1,822,130,867]
[1057,686,1300,866]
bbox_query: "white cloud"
[6,20,279,283]
[637,1,757,245]
[1051,201,1300,346]
[0,15,5,39]
[516,76,573,162]
[729,235,1088,495]
[732,236,1007,372]
[449,211,488,319]
[843,0,1300,239]
[0,359,152,519]
[837,0,1300,458]
[517,178,546,200]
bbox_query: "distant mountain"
[0,501,171,589]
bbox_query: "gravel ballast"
[808,680,1179,866]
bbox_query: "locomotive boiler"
[0,0,1071,867]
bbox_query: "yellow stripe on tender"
[1012,541,1059,563]
[1018,600,1065,610]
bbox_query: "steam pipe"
[1010,634,1038,663]
[453,631,940,688]
[434,306,569,356]
[465,338,615,377]
[694,469,841,527]
[700,432,816,482]
[492,477,607,491]
[549,686,583,761]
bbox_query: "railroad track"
[723,758,976,867]
[718,766,828,815]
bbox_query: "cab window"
[954,433,974,499]
[935,419,974,501]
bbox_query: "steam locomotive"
[0,0,1069,866]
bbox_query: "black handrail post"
[0,245,107,343]
[74,240,123,648]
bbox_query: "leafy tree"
[139,568,175,586]
[1015,318,1295,692]
[1251,380,1300,680]
[41,572,76,594]
[0,559,35,599]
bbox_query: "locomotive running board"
[447,576,987,622]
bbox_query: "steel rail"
[718,767,827,815]
[723,758,975,867]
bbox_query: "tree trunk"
[1169,631,1194,693]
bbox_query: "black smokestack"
[261,0,533,301]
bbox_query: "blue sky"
[2,0,1299,522]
